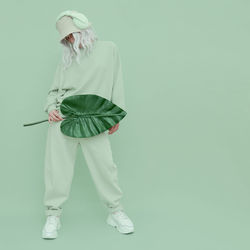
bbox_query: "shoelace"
[113,211,130,221]
[46,216,59,229]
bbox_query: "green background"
[1,0,250,249]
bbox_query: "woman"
[42,10,134,239]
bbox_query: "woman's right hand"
[48,109,64,123]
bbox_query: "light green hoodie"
[43,40,126,114]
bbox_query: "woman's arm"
[43,62,62,114]
[111,43,126,112]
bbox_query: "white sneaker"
[106,210,134,234]
[42,215,61,239]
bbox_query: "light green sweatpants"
[43,119,124,217]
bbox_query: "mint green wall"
[1,0,250,249]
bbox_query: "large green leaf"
[60,94,127,138]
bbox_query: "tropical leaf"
[60,94,127,138]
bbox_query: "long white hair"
[60,25,98,70]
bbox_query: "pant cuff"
[45,206,62,217]
[107,203,124,213]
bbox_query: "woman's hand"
[108,123,119,135]
[48,110,64,124]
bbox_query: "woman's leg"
[43,120,79,217]
[79,132,124,213]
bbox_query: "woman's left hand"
[108,123,119,135]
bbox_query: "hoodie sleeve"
[43,62,61,114]
[111,43,126,112]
